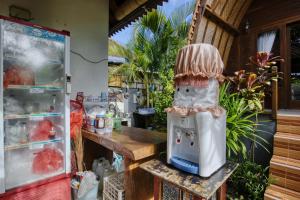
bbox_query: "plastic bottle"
[104,113,113,135]
[95,114,105,134]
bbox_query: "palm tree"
[109,1,195,108]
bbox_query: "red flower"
[250,52,271,68]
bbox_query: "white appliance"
[166,44,226,177]
[0,16,70,195]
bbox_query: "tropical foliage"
[222,52,282,200]
[219,82,268,159]
[228,52,283,111]
[109,1,195,109]
[227,161,270,200]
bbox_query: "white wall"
[0,0,108,98]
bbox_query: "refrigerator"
[0,16,71,196]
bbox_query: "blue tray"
[170,156,199,175]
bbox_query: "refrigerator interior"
[5,142,65,189]
[1,20,67,190]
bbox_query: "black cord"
[71,50,108,64]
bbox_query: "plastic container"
[113,117,122,131]
[77,171,99,200]
[78,184,98,200]
[95,114,105,129]
[87,116,95,125]
[104,113,113,134]
[86,116,95,132]
[138,107,155,115]
[95,128,104,135]
[103,172,125,200]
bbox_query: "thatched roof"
[109,0,168,36]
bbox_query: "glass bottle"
[50,94,57,112]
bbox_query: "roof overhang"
[109,0,168,36]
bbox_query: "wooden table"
[82,127,167,200]
[140,159,238,200]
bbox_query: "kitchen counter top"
[82,126,166,161]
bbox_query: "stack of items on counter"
[84,94,121,135]
[86,111,114,135]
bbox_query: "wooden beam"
[272,66,278,119]
[204,7,240,36]
[188,0,208,44]
[109,0,168,36]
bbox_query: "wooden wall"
[189,0,253,68]
[228,0,300,73]
[227,0,300,108]
[189,0,300,108]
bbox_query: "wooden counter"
[82,126,166,161]
[82,127,167,200]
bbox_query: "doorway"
[287,22,300,108]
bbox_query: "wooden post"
[154,176,162,200]
[124,157,155,200]
[193,196,205,200]
[217,182,227,200]
[272,66,278,119]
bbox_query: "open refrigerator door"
[0,17,70,194]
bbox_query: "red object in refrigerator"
[32,148,64,174]
[3,66,35,88]
[29,119,55,142]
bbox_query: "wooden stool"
[140,159,238,200]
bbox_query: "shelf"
[83,101,108,106]
[4,112,63,120]
[6,85,64,91]
[5,138,64,151]
[4,55,63,65]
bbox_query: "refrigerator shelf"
[6,85,64,91]
[4,112,63,120]
[6,170,65,191]
[4,55,63,65]
[4,138,64,151]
